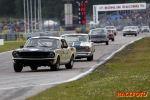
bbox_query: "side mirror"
[20,45,24,48]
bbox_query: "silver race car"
[61,34,95,61]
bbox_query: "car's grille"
[76,47,86,52]
[19,52,49,58]
[125,31,136,33]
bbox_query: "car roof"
[105,26,115,27]
[142,26,149,27]
[30,36,63,40]
[91,28,106,30]
[61,34,88,36]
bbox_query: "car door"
[61,39,70,63]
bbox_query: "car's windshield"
[142,26,149,28]
[105,26,115,29]
[107,30,112,33]
[62,35,89,42]
[90,29,107,35]
[124,26,135,30]
[25,38,60,49]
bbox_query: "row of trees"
[0,0,147,20]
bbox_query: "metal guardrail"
[0,31,75,41]
[0,34,23,41]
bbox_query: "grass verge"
[26,37,149,100]
[0,41,26,53]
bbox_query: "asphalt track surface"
[0,32,149,100]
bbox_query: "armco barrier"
[0,31,78,41]
[0,34,23,41]
[22,31,74,38]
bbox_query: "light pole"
[30,0,33,33]
[27,0,30,33]
[24,0,26,34]
[34,0,37,32]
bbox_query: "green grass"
[26,37,150,100]
[0,41,26,53]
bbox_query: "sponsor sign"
[0,39,4,45]
[93,3,146,24]
[95,3,146,11]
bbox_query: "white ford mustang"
[123,26,138,36]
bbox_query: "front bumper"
[142,30,149,32]
[76,52,93,58]
[123,32,137,35]
[12,58,55,66]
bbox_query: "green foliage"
[0,0,147,19]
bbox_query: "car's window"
[61,39,68,47]
[107,30,112,33]
[62,35,89,42]
[124,27,132,29]
[106,26,115,29]
[25,38,60,49]
[131,27,136,29]
[142,26,149,28]
[90,29,107,35]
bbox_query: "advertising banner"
[93,3,146,24]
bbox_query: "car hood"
[14,47,55,52]
[69,42,91,47]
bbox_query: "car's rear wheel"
[65,55,74,69]
[106,41,109,45]
[51,57,60,71]
[112,38,114,41]
[87,55,93,61]
[30,66,38,70]
[123,34,126,36]
[14,63,23,72]
[135,34,137,36]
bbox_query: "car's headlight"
[12,51,19,57]
[48,52,55,58]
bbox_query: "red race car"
[107,29,115,41]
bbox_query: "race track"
[0,32,149,100]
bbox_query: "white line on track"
[0,37,142,90]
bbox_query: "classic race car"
[106,29,115,41]
[105,26,117,36]
[123,26,138,36]
[141,26,150,33]
[12,36,76,72]
[88,28,109,45]
[61,34,95,61]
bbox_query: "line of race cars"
[12,25,149,72]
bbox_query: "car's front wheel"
[51,57,60,71]
[14,63,23,72]
[30,66,38,70]
[65,55,74,69]
[106,41,109,45]
[87,55,93,61]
